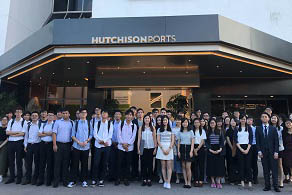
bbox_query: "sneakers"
[159,178,163,184]
[91,180,97,187]
[67,182,76,188]
[165,183,171,189]
[82,181,88,188]
[124,179,129,186]
[0,176,3,183]
[211,183,216,188]
[99,180,104,187]
[176,179,180,184]
[216,183,223,189]
[163,182,167,188]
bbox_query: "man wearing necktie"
[256,112,280,192]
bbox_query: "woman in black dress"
[283,119,292,182]
[206,118,225,189]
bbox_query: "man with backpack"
[22,111,41,185]
[37,110,55,186]
[115,109,137,186]
[67,108,92,188]
[52,108,73,188]
[91,109,113,187]
[5,107,26,184]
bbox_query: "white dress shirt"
[6,118,25,141]
[93,120,113,148]
[24,121,41,147]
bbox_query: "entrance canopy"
[1,14,292,86]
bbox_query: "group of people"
[0,106,292,192]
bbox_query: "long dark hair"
[224,116,231,130]
[155,115,162,130]
[160,115,172,132]
[271,114,281,130]
[207,118,220,136]
[193,118,203,135]
[238,114,248,132]
[180,118,190,132]
[142,114,154,132]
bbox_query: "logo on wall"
[91,35,176,44]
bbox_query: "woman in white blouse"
[137,114,157,187]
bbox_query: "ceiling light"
[188,59,191,62]
[52,72,55,75]
[84,77,88,81]
[86,61,90,64]
[244,95,248,98]
[39,77,42,80]
[67,80,70,83]
[270,95,274,98]
[186,71,189,74]
[217,96,221,98]
[143,72,146,74]
[136,60,140,63]
[216,65,220,68]
[67,67,71,70]
[240,70,243,73]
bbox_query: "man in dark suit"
[256,112,280,192]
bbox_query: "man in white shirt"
[115,109,137,186]
[37,110,55,186]
[5,107,26,184]
[91,110,113,187]
[22,111,41,185]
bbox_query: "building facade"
[1,0,292,118]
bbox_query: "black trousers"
[250,145,258,181]
[226,147,239,182]
[237,144,252,182]
[132,143,139,178]
[7,140,24,180]
[93,147,110,181]
[71,148,89,182]
[262,149,278,188]
[25,143,40,181]
[141,148,154,180]
[192,145,205,182]
[39,141,54,183]
[117,150,133,180]
[53,142,71,185]
[109,144,119,180]
[89,139,95,179]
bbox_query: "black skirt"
[206,144,225,177]
[179,144,193,162]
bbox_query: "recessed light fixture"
[244,95,248,98]
[186,71,189,74]
[117,67,120,69]
[217,96,221,98]
[74,83,77,86]
[143,72,146,74]
[67,80,70,83]
[136,60,140,63]
[84,77,88,81]
[240,70,243,73]
[101,72,104,75]
[67,67,71,70]
[216,65,220,68]
[270,95,274,98]
[39,77,42,80]
[188,59,192,62]
[86,61,90,64]
[52,72,55,75]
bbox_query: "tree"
[0,92,19,116]
[166,94,189,117]
[102,99,120,116]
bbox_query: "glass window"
[225,100,245,113]
[150,93,162,109]
[65,87,82,99]
[211,100,224,116]
[83,0,92,11]
[53,0,69,12]
[68,0,83,11]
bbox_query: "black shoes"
[274,187,281,192]
[124,179,130,186]
[147,181,152,187]
[5,179,15,184]
[263,187,271,191]
[53,182,58,188]
[16,179,22,184]
[114,180,120,186]
[141,180,147,186]
[36,181,44,186]
[22,180,31,185]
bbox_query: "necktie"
[264,125,268,138]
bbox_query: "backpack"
[74,120,91,138]
[10,118,26,129]
[27,121,42,133]
[97,120,112,134]
[120,121,135,133]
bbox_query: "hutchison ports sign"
[91,35,176,44]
